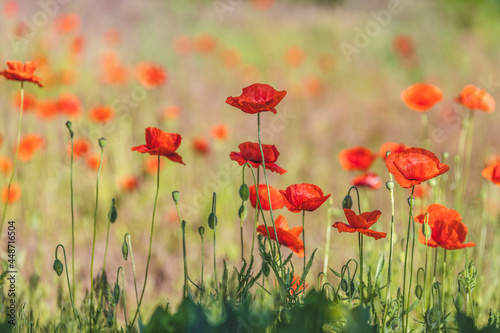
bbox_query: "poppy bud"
[261,261,270,277]
[454,294,464,311]
[172,190,180,203]
[65,121,74,138]
[113,284,120,304]
[99,137,107,148]
[442,152,449,160]
[340,278,348,293]
[53,259,63,276]
[239,184,249,201]
[386,151,391,158]
[408,196,415,207]
[421,224,432,239]
[415,285,423,300]
[198,226,205,237]
[182,220,186,229]
[108,198,117,223]
[208,212,217,230]
[238,204,248,220]
[122,241,129,260]
[342,195,353,210]
[386,181,394,190]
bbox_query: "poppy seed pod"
[239,184,249,201]
[208,212,217,230]
[386,181,394,191]
[342,195,353,210]
[98,137,107,148]
[172,190,180,203]
[198,226,205,237]
[53,259,63,276]
[238,204,248,220]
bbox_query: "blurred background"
[1,0,500,324]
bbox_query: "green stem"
[402,185,415,333]
[116,266,128,329]
[130,154,161,327]
[89,145,104,327]
[1,81,24,239]
[407,201,417,329]
[200,233,204,292]
[213,224,217,291]
[126,233,142,324]
[56,244,82,329]
[322,199,333,286]
[98,199,114,306]
[421,112,431,150]
[443,249,447,315]
[382,175,395,329]
[175,201,189,298]
[250,166,259,258]
[302,210,306,274]
[347,186,363,304]
[69,127,75,304]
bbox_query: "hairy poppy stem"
[1,81,24,239]
[402,185,415,333]
[382,175,395,328]
[116,266,128,329]
[89,144,104,328]
[442,249,447,315]
[302,210,306,274]
[174,196,189,298]
[348,186,363,305]
[130,155,160,327]
[68,123,76,305]
[200,231,204,293]
[125,233,142,324]
[322,199,333,286]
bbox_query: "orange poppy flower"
[86,153,102,170]
[481,161,500,187]
[89,106,114,123]
[249,184,284,210]
[173,35,192,55]
[55,13,80,33]
[226,83,286,115]
[131,127,185,165]
[70,139,91,158]
[257,215,304,257]
[210,123,230,140]
[36,99,58,119]
[192,136,210,156]
[144,156,163,175]
[285,46,304,67]
[222,49,241,68]
[252,0,274,10]
[2,0,18,18]
[136,62,167,89]
[230,142,286,174]
[194,33,216,54]
[392,34,414,58]
[415,204,475,250]
[2,183,21,203]
[351,172,382,190]
[100,52,128,85]
[18,135,44,162]
[401,83,443,112]
[304,76,323,97]
[339,146,377,171]
[280,183,330,213]
[290,274,308,296]
[385,147,449,189]
[0,60,43,87]
[71,35,85,56]
[120,175,140,192]
[58,93,81,117]
[0,157,13,175]
[162,105,182,120]
[458,85,495,113]
[333,208,386,240]
[379,142,408,160]
[13,91,37,111]
[317,54,335,73]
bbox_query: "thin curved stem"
[115,266,128,329]
[69,127,75,304]
[97,199,114,306]
[56,244,82,329]
[382,175,395,329]
[174,200,189,298]
[126,233,141,324]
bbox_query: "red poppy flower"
[385,147,449,188]
[18,135,44,162]
[36,99,58,119]
[249,184,284,210]
[2,183,21,203]
[120,175,140,192]
[136,62,167,89]
[379,142,408,160]
[339,146,377,171]
[401,83,443,112]
[257,215,304,257]
[131,127,185,165]
[392,34,414,58]
[290,274,308,296]
[226,83,287,114]
[230,142,286,174]
[0,157,13,175]
[89,106,114,123]
[58,93,81,117]
[0,60,43,87]
[481,162,500,187]
[415,204,475,250]
[458,85,495,113]
[192,136,210,156]
[12,91,37,111]
[252,0,274,10]
[86,153,102,170]
[70,139,91,158]
[55,13,80,33]
[194,33,216,54]
[210,123,230,140]
[413,183,431,199]
[280,183,330,213]
[2,0,18,18]
[351,172,382,190]
[221,49,241,68]
[332,208,386,240]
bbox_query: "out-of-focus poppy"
[13,91,37,111]
[55,13,80,33]
[58,93,81,117]
[194,33,216,54]
[36,99,58,119]
[230,142,286,174]
[136,62,167,89]
[379,142,408,160]
[280,183,330,213]
[2,0,18,18]
[86,153,102,170]
[89,106,114,123]
[0,61,43,87]
[131,127,185,165]
[386,147,449,189]
[145,156,163,175]
[70,138,91,158]
[18,135,44,162]
[192,136,210,156]
[413,183,431,199]
[392,34,414,58]
[120,175,140,192]
[339,146,377,171]
[226,83,286,114]
[317,54,335,73]
[100,52,128,85]
[304,76,323,97]
[173,35,191,55]
[2,183,21,203]
[210,123,230,140]
[241,66,261,84]
[0,157,13,175]
[222,49,241,68]
[104,29,121,47]
[415,204,475,250]
[458,85,495,113]
[285,46,304,67]
[249,184,284,210]
[290,274,308,296]
[481,161,500,187]
[351,172,382,190]
[401,83,443,112]
[333,208,386,240]
[257,215,304,257]
[162,105,182,120]
[71,35,85,56]
[252,0,274,10]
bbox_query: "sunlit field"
[1,0,500,332]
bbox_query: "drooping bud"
[172,191,180,203]
[98,137,107,149]
[108,198,117,223]
[208,212,217,230]
[53,259,63,276]
[113,284,120,304]
[239,184,249,201]
[454,294,464,311]
[65,121,74,138]
[415,285,423,300]
[122,241,129,260]
[342,195,353,210]
[238,204,248,220]
[421,224,432,239]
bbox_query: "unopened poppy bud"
[421,224,432,239]
[261,261,270,277]
[122,241,129,260]
[113,284,120,304]
[415,285,423,300]
[386,181,394,190]
[386,151,391,158]
[238,204,248,220]
[239,184,249,201]
[172,191,180,203]
[53,259,63,276]
[198,226,205,237]
[454,294,464,311]
[108,198,117,223]
[208,212,217,230]
[342,195,353,210]
[99,137,107,148]
[182,220,186,229]
[65,121,74,138]
[408,196,415,207]
[442,152,449,160]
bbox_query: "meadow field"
[1,0,500,331]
